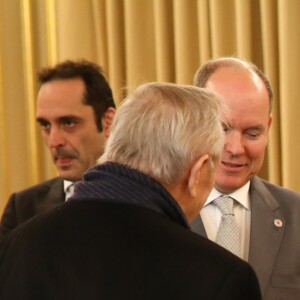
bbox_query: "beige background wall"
[1,0,300,214]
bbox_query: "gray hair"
[193,57,273,114]
[99,82,224,185]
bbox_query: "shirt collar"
[205,181,251,210]
[63,180,74,193]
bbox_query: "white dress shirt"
[64,180,75,201]
[200,182,251,261]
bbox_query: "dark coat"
[0,177,65,239]
[0,201,261,300]
[0,163,261,299]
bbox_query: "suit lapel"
[248,177,285,295]
[191,177,286,296]
[35,178,65,213]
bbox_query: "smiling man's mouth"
[222,161,245,168]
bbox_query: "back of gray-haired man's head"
[99,82,224,185]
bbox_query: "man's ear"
[101,107,116,138]
[188,155,210,198]
[268,115,272,131]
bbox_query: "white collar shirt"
[63,180,75,201]
[200,182,251,261]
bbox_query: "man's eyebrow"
[221,120,231,129]
[245,125,265,131]
[59,116,82,122]
[36,117,47,123]
[36,115,81,123]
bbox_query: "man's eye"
[39,122,50,130]
[245,131,261,139]
[222,123,230,132]
[64,120,76,128]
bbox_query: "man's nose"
[224,132,244,156]
[47,128,66,148]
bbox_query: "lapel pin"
[274,219,283,228]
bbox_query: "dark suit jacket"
[191,176,300,300]
[0,177,65,239]
[0,200,261,300]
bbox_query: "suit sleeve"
[0,194,18,240]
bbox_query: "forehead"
[36,78,93,119]
[206,67,270,127]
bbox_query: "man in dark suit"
[0,82,261,299]
[191,57,300,300]
[0,59,116,239]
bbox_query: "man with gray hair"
[0,82,261,299]
[191,57,300,300]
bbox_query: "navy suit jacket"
[191,176,300,300]
[0,177,65,239]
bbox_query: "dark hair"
[38,59,116,131]
[193,57,273,113]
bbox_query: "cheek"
[41,133,50,146]
[208,166,216,185]
[204,167,216,193]
[248,141,267,163]
[83,132,105,156]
